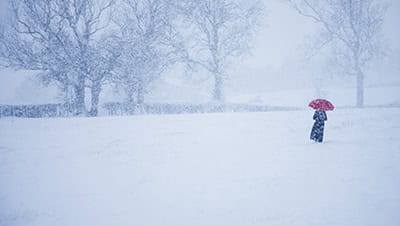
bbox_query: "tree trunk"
[137,80,145,105]
[356,68,364,107]
[73,75,86,115]
[126,88,136,115]
[213,73,224,102]
[89,81,101,117]
[135,81,145,114]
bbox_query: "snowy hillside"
[1,108,400,226]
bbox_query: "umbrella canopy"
[309,99,335,111]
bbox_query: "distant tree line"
[0,102,300,118]
[0,0,263,116]
[0,0,390,117]
[0,103,70,117]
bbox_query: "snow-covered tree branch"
[0,0,116,115]
[110,0,184,113]
[179,0,264,102]
[287,0,387,107]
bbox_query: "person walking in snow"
[308,99,334,143]
[310,110,327,143]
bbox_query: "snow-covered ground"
[1,108,400,226]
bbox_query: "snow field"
[0,108,400,226]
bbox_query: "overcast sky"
[0,0,399,104]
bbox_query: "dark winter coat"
[310,110,327,142]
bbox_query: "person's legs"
[310,129,316,141]
[310,123,318,141]
[317,125,324,142]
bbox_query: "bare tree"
[287,0,387,107]
[179,0,263,102]
[86,38,120,116]
[111,0,183,113]
[0,0,115,115]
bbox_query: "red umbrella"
[309,99,335,111]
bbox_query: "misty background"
[0,0,399,106]
[1,1,400,225]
